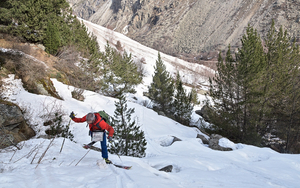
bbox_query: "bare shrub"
[71,88,85,101]
[38,98,65,121]
[140,57,146,64]
[115,40,123,51]
[141,99,152,108]
[12,43,32,55]
[53,58,97,91]
[35,137,55,169]
[105,26,115,44]
[37,98,74,140]
[135,57,147,77]
[56,45,80,64]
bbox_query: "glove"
[108,136,113,143]
[69,111,75,119]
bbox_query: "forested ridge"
[0,0,98,56]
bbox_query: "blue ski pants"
[100,131,108,159]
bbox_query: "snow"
[80,18,215,93]
[1,19,300,188]
[1,75,300,188]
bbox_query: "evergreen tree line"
[147,53,200,126]
[204,21,300,153]
[0,0,143,98]
[0,0,98,56]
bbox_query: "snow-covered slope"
[80,18,214,92]
[0,75,299,188]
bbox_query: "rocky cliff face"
[0,101,35,149]
[68,0,300,59]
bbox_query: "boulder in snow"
[197,134,209,144]
[159,165,173,172]
[160,136,182,147]
[208,134,232,151]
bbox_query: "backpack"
[98,110,111,125]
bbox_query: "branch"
[35,137,55,169]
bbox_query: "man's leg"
[101,132,112,164]
[100,132,108,159]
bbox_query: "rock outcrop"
[0,101,35,149]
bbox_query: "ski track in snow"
[107,164,123,188]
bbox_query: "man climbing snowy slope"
[70,112,114,164]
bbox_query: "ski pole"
[116,153,122,163]
[111,140,122,162]
[75,149,90,166]
[60,118,72,153]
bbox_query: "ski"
[83,143,102,152]
[83,143,132,170]
[112,164,132,170]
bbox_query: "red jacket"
[72,113,114,137]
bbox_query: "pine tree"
[99,44,142,97]
[43,21,61,55]
[262,21,300,152]
[148,52,174,114]
[5,0,69,42]
[0,0,11,25]
[171,72,193,125]
[205,25,266,144]
[234,25,266,143]
[190,87,200,106]
[204,46,242,141]
[109,95,147,157]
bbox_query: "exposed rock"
[68,0,300,60]
[171,136,182,145]
[160,136,182,147]
[197,134,209,144]
[195,105,210,123]
[37,44,45,51]
[0,103,24,130]
[270,144,283,153]
[209,134,232,151]
[157,111,166,116]
[0,101,35,149]
[159,165,173,172]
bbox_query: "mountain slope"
[0,17,300,187]
[68,0,300,59]
[80,18,214,91]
